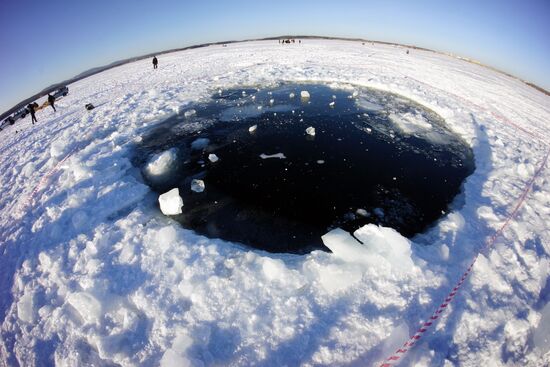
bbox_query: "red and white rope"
[379,149,549,367]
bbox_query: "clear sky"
[1,0,549,114]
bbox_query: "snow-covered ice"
[1,39,549,366]
[158,188,184,215]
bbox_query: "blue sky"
[1,0,549,114]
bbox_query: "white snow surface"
[1,40,549,366]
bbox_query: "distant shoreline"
[2,35,548,120]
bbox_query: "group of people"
[27,93,57,124]
[279,39,300,44]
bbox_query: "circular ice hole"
[133,84,475,253]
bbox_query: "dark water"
[132,84,474,253]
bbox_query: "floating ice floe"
[356,97,384,112]
[249,124,257,133]
[300,90,310,99]
[289,92,295,98]
[208,154,219,163]
[260,153,286,159]
[306,126,316,136]
[190,138,210,150]
[373,208,385,218]
[356,208,369,217]
[329,101,335,107]
[191,179,205,193]
[184,109,196,118]
[158,188,183,215]
[144,148,179,182]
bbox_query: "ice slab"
[322,224,414,270]
[184,109,196,118]
[159,188,184,215]
[144,148,178,180]
[191,138,210,150]
[260,153,286,159]
[191,179,205,193]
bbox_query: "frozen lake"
[134,84,474,252]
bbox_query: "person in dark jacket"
[152,56,158,69]
[48,94,56,112]
[27,103,37,124]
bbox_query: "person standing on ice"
[47,93,56,112]
[27,103,37,124]
[152,56,158,69]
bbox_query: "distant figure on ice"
[27,103,37,124]
[48,93,56,112]
[152,56,158,69]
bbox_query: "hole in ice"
[133,84,474,253]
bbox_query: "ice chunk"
[160,333,194,367]
[144,148,178,181]
[289,92,295,98]
[184,109,196,118]
[306,127,316,136]
[17,291,34,323]
[356,98,384,112]
[208,154,219,163]
[322,225,414,270]
[249,125,257,133]
[220,105,263,122]
[191,138,210,150]
[329,101,335,107]
[354,224,414,269]
[67,292,102,325]
[300,90,310,99]
[260,153,286,159]
[191,179,205,193]
[356,208,369,217]
[159,188,184,215]
[352,90,359,98]
[322,228,371,264]
[269,98,275,105]
[316,160,325,164]
[389,112,433,135]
